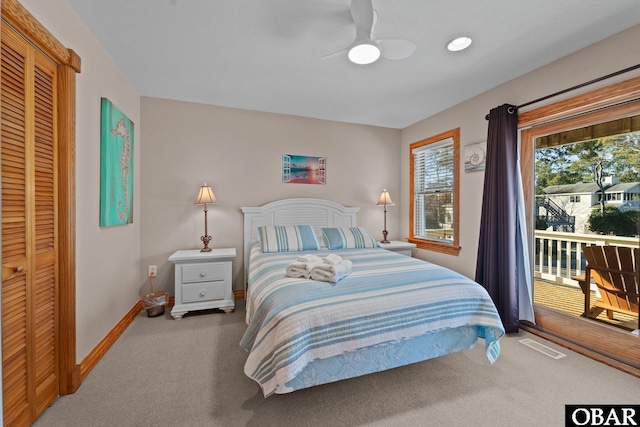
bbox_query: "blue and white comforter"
[240,244,505,397]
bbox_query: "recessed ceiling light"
[348,42,381,65]
[447,36,472,52]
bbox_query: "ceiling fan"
[323,0,416,64]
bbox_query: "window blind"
[413,138,454,194]
[412,138,454,239]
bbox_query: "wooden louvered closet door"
[1,22,59,426]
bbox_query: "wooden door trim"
[56,61,80,395]
[518,75,640,129]
[1,0,81,72]
[521,310,640,378]
[2,0,82,395]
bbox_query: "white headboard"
[241,198,359,288]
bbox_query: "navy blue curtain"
[475,104,519,333]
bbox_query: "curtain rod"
[484,63,640,120]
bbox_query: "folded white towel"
[286,260,321,279]
[297,254,321,263]
[310,259,353,284]
[323,253,343,265]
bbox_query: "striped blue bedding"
[240,244,505,397]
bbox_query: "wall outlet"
[148,265,157,277]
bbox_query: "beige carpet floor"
[33,301,639,427]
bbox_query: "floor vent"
[519,338,567,359]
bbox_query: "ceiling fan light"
[447,36,472,52]
[348,42,381,65]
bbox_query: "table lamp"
[376,189,395,243]
[194,183,217,252]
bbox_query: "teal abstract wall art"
[100,98,134,226]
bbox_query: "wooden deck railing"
[533,230,639,286]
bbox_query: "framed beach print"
[282,154,326,184]
[100,98,134,226]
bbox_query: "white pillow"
[258,225,320,253]
[321,227,379,250]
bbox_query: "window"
[409,128,460,255]
[570,195,581,203]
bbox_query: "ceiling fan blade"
[377,39,417,60]
[320,47,349,60]
[371,9,378,39]
[350,0,375,41]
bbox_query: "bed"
[240,198,505,397]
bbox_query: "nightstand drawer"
[182,282,226,303]
[182,262,227,283]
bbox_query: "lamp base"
[380,230,390,244]
[200,234,212,252]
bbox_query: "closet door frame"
[1,0,81,395]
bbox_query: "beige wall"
[21,0,141,360]
[140,98,401,293]
[400,24,640,279]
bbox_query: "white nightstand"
[169,248,236,319]
[378,240,416,257]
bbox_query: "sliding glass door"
[519,78,640,373]
[533,116,638,327]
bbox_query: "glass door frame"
[518,76,640,376]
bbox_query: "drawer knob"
[199,270,207,278]
[200,290,207,297]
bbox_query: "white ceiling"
[67,0,640,129]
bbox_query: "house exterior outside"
[538,177,640,233]
[601,182,640,212]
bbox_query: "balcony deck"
[534,279,637,331]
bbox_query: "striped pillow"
[258,225,320,253]
[321,227,379,250]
